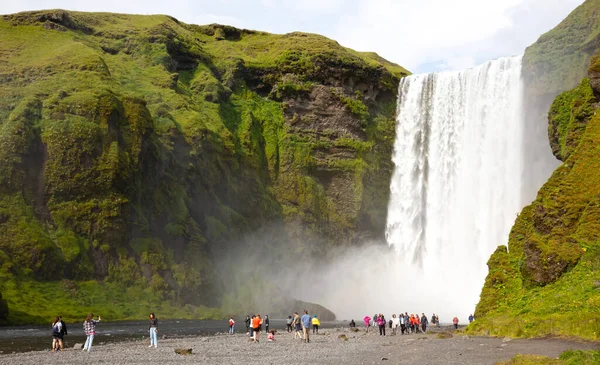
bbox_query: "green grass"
[495,351,600,365]
[0,10,405,323]
[472,69,600,341]
[523,0,600,97]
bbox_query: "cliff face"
[0,10,407,322]
[473,1,600,339]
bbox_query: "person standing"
[377,314,386,336]
[51,316,62,352]
[229,316,235,335]
[469,314,474,323]
[399,314,406,335]
[245,315,251,334]
[249,315,255,338]
[391,314,399,335]
[301,310,311,343]
[264,315,269,334]
[421,313,428,333]
[58,316,67,350]
[453,316,459,329]
[148,313,158,348]
[311,315,320,334]
[252,314,261,342]
[292,312,303,339]
[286,315,293,332]
[363,315,371,333]
[83,313,101,352]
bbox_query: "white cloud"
[0,0,586,72]
[331,0,584,72]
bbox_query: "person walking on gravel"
[252,314,262,342]
[420,313,428,333]
[83,313,101,352]
[148,313,158,348]
[51,316,62,352]
[311,315,320,334]
[301,310,311,343]
[292,312,303,339]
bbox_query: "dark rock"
[0,292,8,320]
[338,334,348,341]
[174,348,193,355]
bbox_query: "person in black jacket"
[58,316,67,350]
[264,315,270,333]
[245,315,251,335]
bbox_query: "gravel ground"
[0,327,597,365]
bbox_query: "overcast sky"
[1,0,584,73]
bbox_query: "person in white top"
[391,314,400,335]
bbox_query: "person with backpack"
[57,316,67,350]
[148,313,158,348]
[229,316,235,335]
[83,313,101,352]
[453,316,459,329]
[311,315,320,334]
[51,316,62,352]
[286,315,293,332]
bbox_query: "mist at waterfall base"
[303,56,550,323]
[217,56,557,324]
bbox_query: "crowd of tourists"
[50,310,471,352]
[240,311,321,343]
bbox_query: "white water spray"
[384,56,525,316]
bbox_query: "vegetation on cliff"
[471,62,600,341]
[522,0,600,98]
[0,10,407,323]
[496,350,600,365]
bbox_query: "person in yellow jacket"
[311,315,321,334]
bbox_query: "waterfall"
[385,56,525,314]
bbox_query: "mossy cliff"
[472,62,600,341]
[0,10,407,323]
[520,0,600,198]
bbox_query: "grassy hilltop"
[0,10,407,323]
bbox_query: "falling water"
[385,56,525,314]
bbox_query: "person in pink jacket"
[453,316,459,329]
[377,314,386,336]
[363,316,371,333]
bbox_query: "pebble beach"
[0,327,597,365]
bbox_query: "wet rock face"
[0,292,8,320]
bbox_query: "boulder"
[174,348,193,355]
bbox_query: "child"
[267,330,275,341]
